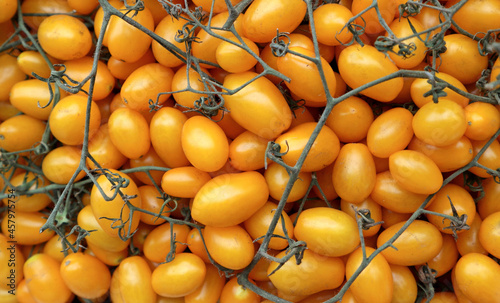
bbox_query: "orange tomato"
[108,107,151,160]
[325,96,374,143]
[143,222,190,263]
[203,225,254,270]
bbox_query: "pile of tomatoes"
[1,0,500,302]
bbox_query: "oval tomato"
[152,15,191,68]
[445,0,500,38]
[242,0,306,43]
[9,79,67,120]
[478,211,500,259]
[137,185,170,226]
[389,149,443,195]
[267,249,345,297]
[454,253,500,301]
[390,264,418,303]
[21,0,72,30]
[171,65,212,109]
[294,207,360,257]
[184,264,226,303]
[181,115,229,172]
[313,3,354,46]
[108,107,151,160]
[425,183,476,235]
[277,47,336,104]
[346,246,393,303]
[49,94,101,146]
[407,136,474,173]
[338,44,403,102]
[191,171,269,227]
[276,122,340,172]
[107,6,154,62]
[77,205,131,252]
[244,201,294,250]
[468,139,500,178]
[412,98,467,147]
[0,114,46,153]
[121,63,174,112]
[333,143,376,203]
[203,225,254,270]
[1,211,55,245]
[3,171,51,212]
[24,254,73,303]
[87,123,128,170]
[90,169,142,238]
[366,107,414,158]
[377,220,443,266]
[265,162,312,203]
[340,197,383,237]
[37,14,92,61]
[42,145,87,184]
[325,96,374,143]
[351,0,398,34]
[161,166,212,198]
[385,17,427,69]
[456,212,488,256]
[424,234,459,278]
[118,256,157,303]
[107,49,156,80]
[150,107,190,168]
[152,253,207,298]
[216,36,259,73]
[0,54,26,103]
[223,71,292,139]
[60,252,111,299]
[228,130,270,171]
[143,222,190,263]
[410,72,469,108]
[464,101,500,141]
[219,277,261,303]
[64,56,115,101]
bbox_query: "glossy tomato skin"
[181,115,229,173]
[21,0,72,30]
[446,0,500,37]
[228,130,270,171]
[410,72,469,108]
[390,264,418,303]
[137,185,169,226]
[1,211,55,245]
[454,253,500,301]
[107,6,154,62]
[464,102,500,141]
[325,96,374,143]
[332,143,376,203]
[267,249,345,297]
[478,211,500,258]
[191,171,269,227]
[216,37,259,73]
[203,224,254,270]
[413,99,467,147]
[377,220,443,266]
[276,122,340,172]
[265,162,312,203]
[152,16,191,68]
[121,63,174,112]
[37,15,92,61]
[108,107,151,160]
[152,253,207,298]
[87,123,128,170]
[313,3,354,46]
[433,34,488,85]
[0,114,45,153]
[468,139,500,178]
[143,222,190,263]
[42,145,87,184]
[351,0,398,34]
[0,54,26,103]
[77,205,131,252]
[118,256,157,303]
[243,0,306,43]
[340,197,382,237]
[219,277,260,303]
[223,71,292,139]
[3,171,51,212]
[424,234,459,278]
[9,79,67,120]
[456,212,488,256]
[128,146,167,185]
[107,49,156,80]
[338,44,403,102]
[161,166,212,198]
[64,56,115,101]
[386,17,427,69]
[277,47,336,104]
[184,263,226,303]
[24,253,73,303]
[346,247,393,303]
[90,169,142,238]
[294,207,360,257]
[389,150,443,195]
[60,252,111,299]
[425,184,476,235]
[49,94,101,146]
[171,65,211,109]
[477,178,500,219]
[367,107,414,158]
[244,201,294,250]
[150,107,190,168]
[407,136,474,173]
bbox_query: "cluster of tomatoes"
[1,0,500,302]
